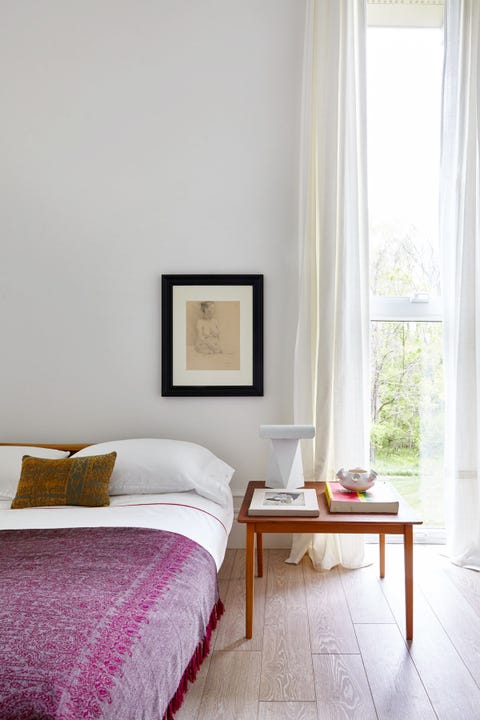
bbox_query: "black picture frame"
[161,274,264,397]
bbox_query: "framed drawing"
[161,274,263,397]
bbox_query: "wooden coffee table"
[237,481,423,641]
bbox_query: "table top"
[237,481,422,532]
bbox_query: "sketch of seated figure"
[195,301,222,354]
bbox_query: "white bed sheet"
[0,491,233,570]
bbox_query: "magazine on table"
[248,488,320,516]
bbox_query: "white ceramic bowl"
[336,467,377,492]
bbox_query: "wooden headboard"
[0,443,90,453]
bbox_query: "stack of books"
[325,480,399,514]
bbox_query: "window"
[367,7,444,530]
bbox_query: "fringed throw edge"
[162,598,225,720]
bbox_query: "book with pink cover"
[325,480,399,514]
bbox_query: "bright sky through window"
[367,27,443,297]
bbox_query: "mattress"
[0,490,234,569]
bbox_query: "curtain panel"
[440,0,480,570]
[289,0,370,570]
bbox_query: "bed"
[0,439,234,720]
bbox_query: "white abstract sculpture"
[260,424,315,489]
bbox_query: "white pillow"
[0,446,70,499]
[72,438,234,507]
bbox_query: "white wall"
[0,0,306,496]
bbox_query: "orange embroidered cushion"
[11,453,117,509]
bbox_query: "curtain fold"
[440,0,480,570]
[288,0,370,570]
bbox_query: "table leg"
[245,524,255,639]
[379,533,386,579]
[256,532,263,577]
[404,524,414,641]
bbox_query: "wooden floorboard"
[442,553,480,614]
[379,554,480,720]
[339,559,394,624]
[303,562,359,654]
[355,622,436,720]
[260,550,315,702]
[414,548,480,683]
[196,651,262,720]
[180,545,480,720]
[258,701,318,720]
[312,654,376,719]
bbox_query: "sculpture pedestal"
[264,438,304,489]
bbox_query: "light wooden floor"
[176,544,480,720]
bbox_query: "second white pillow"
[72,438,234,507]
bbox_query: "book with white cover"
[248,488,320,516]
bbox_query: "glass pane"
[370,321,444,526]
[367,27,443,297]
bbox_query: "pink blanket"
[0,526,223,719]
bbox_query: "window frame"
[367,0,443,29]
[367,3,445,540]
[370,295,443,322]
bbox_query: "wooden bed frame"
[0,442,89,453]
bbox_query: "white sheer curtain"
[287,0,370,570]
[440,0,480,570]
